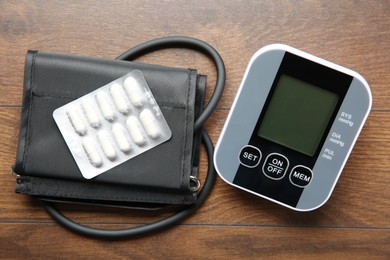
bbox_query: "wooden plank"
[0,224,388,259]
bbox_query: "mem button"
[239,145,262,168]
[289,165,313,188]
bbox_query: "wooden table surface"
[0,1,389,259]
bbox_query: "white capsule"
[81,98,101,128]
[110,83,129,114]
[140,109,161,139]
[112,124,131,153]
[124,76,144,107]
[82,137,103,167]
[96,91,115,121]
[97,131,117,161]
[66,107,87,136]
[126,116,146,146]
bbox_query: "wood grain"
[0,224,388,259]
[0,0,389,259]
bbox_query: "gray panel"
[214,50,285,183]
[297,78,372,210]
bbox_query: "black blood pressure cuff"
[13,51,206,207]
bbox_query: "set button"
[262,153,289,180]
[239,145,262,168]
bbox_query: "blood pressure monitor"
[214,44,372,211]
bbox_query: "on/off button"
[262,153,289,180]
[239,145,262,168]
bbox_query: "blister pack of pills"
[53,70,172,179]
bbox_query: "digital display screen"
[257,74,339,156]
